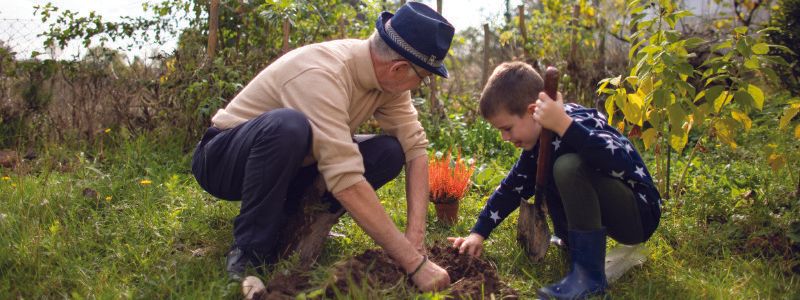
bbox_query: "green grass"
[1,129,798,299]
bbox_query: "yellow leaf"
[669,126,688,152]
[616,121,625,132]
[624,93,644,126]
[746,84,764,110]
[768,153,786,172]
[714,91,733,113]
[731,110,752,131]
[642,128,658,150]
[795,124,800,139]
[605,96,615,125]
[780,106,799,129]
[715,119,738,148]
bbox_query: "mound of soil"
[323,245,518,299]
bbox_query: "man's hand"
[408,255,450,292]
[334,180,449,292]
[534,91,572,136]
[447,233,485,257]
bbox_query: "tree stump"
[275,176,346,266]
[516,198,550,262]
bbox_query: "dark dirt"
[262,245,518,299]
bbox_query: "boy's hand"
[447,233,485,257]
[534,91,572,136]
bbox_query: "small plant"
[428,150,475,204]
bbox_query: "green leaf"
[752,43,769,55]
[711,40,732,52]
[734,26,748,35]
[653,89,669,107]
[734,90,755,108]
[743,57,759,69]
[668,103,687,130]
[704,85,724,104]
[684,37,705,49]
[735,39,751,57]
[746,84,764,110]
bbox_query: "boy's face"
[486,104,542,151]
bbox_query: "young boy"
[449,62,662,299]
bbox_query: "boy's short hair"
[479,62,544,118]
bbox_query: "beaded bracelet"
[407,255,428,278]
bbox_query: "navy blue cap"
[376,2,455,78]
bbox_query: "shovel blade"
[517,200,551,261]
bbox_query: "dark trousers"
[191,108,405,254]
[552,153,646,245]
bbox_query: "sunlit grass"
[0,130,797,299]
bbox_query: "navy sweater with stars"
[471,103,662,240]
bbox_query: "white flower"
[435,151,443,159]
[467,158,475,165]
[41,199,49,206]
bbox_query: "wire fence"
[0,18,174,62]
[0,18,52,59]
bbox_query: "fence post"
[517,5,530,60]
[428,0,443,119]
[483,23,490,86]
[207,0,220,60]
[282,18,290,54]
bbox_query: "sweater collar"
[353,40,381,91]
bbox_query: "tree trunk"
[207,0,220,60]
[275,177,346,265]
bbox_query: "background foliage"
[0,0,798,298]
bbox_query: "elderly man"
[190,2,454,292]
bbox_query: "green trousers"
[553,153,644,245]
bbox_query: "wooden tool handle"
[535,67,560,202]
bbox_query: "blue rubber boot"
[538,228,608,299]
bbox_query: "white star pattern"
[638,193,648,203]
[624,143,634,153]
[605,139,619,155]
[627,179,637,188]
[490,210,501,223]
[565,105,574,112]
[594,118,604,128]
[517,173,528,179]
[552,139,561,151]
[513,186,523,193]
[611,170,625,179]
[635,166,647,178]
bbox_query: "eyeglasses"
[409,63,431,87]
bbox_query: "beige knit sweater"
[211,39,428,194]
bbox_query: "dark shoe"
[226,247,249,282]
[226,247,274,282]
[538,228,608,299]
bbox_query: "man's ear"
[389,60,408,73]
